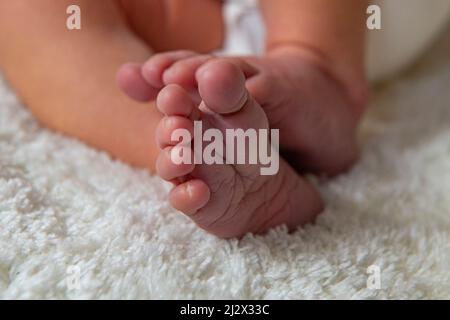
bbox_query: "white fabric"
[218,0,265,56]
[1,3,450,300]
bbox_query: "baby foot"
[154,60,323,238]
[118,48,367,176]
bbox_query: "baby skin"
[153,60,323,238]
[0,0,368,238]
[120,47,363,176]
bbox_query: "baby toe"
[156,84,196,117]
[156,146,195,181]
[117,63,158,102]
[196,59,268,130]
[163,54,213,89]
[196,59,248,115]
[142,51,196,88]
[169,179,210,215]
[156,116,194,149]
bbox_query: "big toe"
[196,60,249,115]
[196,59,268,130]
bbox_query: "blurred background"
[367,0,450,81]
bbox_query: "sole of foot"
[154,60,323,238]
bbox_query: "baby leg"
[0,0,161,169]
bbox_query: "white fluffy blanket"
[1,32,450,299]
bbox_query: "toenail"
[227,90,249,114]
[196,64,209,80]
[164,117,174,128]
[185,182,194,198]
[163,67,175,81]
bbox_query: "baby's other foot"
[155,60,323,238]
[243,46,369,176]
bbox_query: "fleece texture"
[1,30,450,299]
